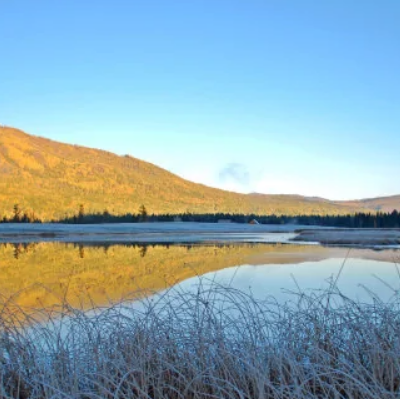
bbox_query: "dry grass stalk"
[0,281,400,398]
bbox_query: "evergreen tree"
[13,204,21,222]
[78,204,85,222]
[138,204,148,222]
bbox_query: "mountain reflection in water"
[0,242,399,319]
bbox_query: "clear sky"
[1,1,399,200]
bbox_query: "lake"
[2,226,400,399]
[1,230,399,322]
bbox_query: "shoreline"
[0,222,307,244]
[0,223,399,247]
[293,228,400,246]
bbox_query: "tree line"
[0,204,41,223]
[1,204,400,228]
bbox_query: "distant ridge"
[341,195,400,213]
[0,126,399,220]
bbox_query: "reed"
[1,281,400,398]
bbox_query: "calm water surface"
[180,256,400,304]
[1,241,399,318]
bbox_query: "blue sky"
[1,1,399,200]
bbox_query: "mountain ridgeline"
[1,126,399,221]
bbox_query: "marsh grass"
[1,279,400,399]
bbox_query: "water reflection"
[0,242,399,318]
[0,242,286,314]
[179,254,400,304]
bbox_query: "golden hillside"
[0,126,380,220]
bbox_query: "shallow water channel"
[1,239,399,321]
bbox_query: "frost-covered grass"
[1,283,400,399]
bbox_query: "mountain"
[343,196,400,213]
[0,126,398,221]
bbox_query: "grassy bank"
[1,283,400,398]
